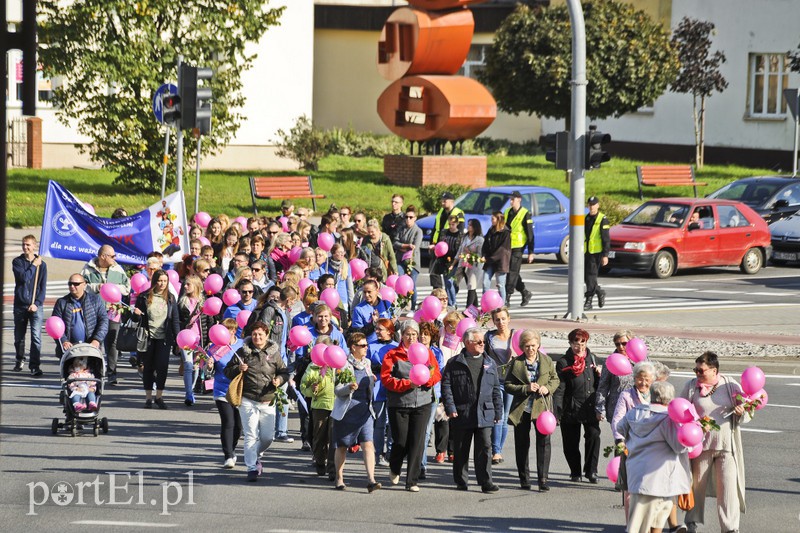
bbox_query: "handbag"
[226,355,245,407]
[677,490,694,511]
[117,315,150,352]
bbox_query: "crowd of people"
[11,195,750,533]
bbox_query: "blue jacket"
[296,324,349,360]
[291,311,312,328]
[431,345,445,400]
[12,254,47,309]
[441,350,503,429]
[52,291,109,353]
[212,338,244,399]
[368,339,398,401]
[350,299,393,344]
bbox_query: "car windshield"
[456,191,509,215]
[708,181,784,206]
[622,202,690,227]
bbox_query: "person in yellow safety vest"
[584,196,610,311]
[430,192,465,293]
[503,191,534,307]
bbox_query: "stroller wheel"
[70,423,77,437]
[93,423,100,437]
[59,391,65,405]
[101,417,109,434]
[51,418,59,435]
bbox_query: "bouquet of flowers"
[271,386,288,416]
[603,442,628,458]
[336,367,355,386]
[735,392,766,418]
[459,252,484,268]
[697,415,721,431]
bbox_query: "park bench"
[249,176,325,215]
[636,165,707,200]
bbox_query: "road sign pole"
[160,127,170,199]
[564,0,587,320]
[176,56,184,193]
[195,134,202,214]
[793,95,799,177]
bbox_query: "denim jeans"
[421,400,438,471]
[444,277,458,308]
[239,397,276,471]
[491,390,514,455]
[482,267,508,301]
[181,349,199,402]
[372,400,391,460]
[274,382,290,437]
[13,306,43,369]
[70,391,97,407]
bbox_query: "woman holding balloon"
[177,275,211,406]
[133,269,181,409]
[680,352,751,533]
[596,330,638,424]
[481,212,511,302]
[380,320,442,492]
[300,336,338,479]
[505,329,559,491]
[206,318,243,468]
[483,306,515,465]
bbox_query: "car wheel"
[740,248,763,274]
[556,236,569,264]
[651,250,676,279]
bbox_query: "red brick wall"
[26,117,42,169]
[384,155,486,188]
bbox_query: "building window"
[748,53,790,117]
[458,44,488,80]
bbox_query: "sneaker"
[389,472,400,485]
[367,481,382,493]
[274,435,294,443]
[521,290,532,307]
[435,452,446,463]
[13,361,24,372]
[247,470,258,482]
[668,525,688,533]
[31,368,43,377]
[481,483,500,494]
[87,401,98,412]
[597,290,606,308]
[256,461,263,476]
[129,356,139,367]
[223,457,236,469]
[447,454,455,463]
[74,403,86,413]
[376,456,390,467]
[154,398,168,410]
[301,441,312,452]
[144,399,153,409]
[405,485,419,492]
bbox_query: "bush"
[275,115,328,171]
[325,127,409,157]
[597,195,633,226]
[417,184,471,216]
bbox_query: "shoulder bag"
[118,314,150,353]
[226,355,245,407]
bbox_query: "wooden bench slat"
[249,176,326,214]
[636,165,704,200]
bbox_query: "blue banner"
[40,180,189,265]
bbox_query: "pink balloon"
[379,286,397,304]
[456,318,477,338]
[394,275,414,297]
[176,329,200,350]
[288,246,303,264]
[195,212,211,227]
[166,269,179,285]
[324,345,347,369]
[236,310,252,329]
[386,274,399,289]
[298,278,314,297]
[511,329,523,356]
[434,241,449,258]
[100,283,122,304]
[320,287,340,309]
[750,389,769,411]
[45,316,66,340]
[410,364,431,386]
[408,342,430,366]
[421,295,443,321]
[199,236,211,246]
[413,309,426,323]
[223,289,241,306]
[203,296,223,316]
[130,273,149,294]
[677,421,704,448]
[688,445,703,459]
[204,273,223,295]
[278,216,289,232]
[606,455,621,483]
[606,353,633,376]
[741,367,766,396]
[668,398,696,424]
[311,343,327,366]
[289,326,313,347]
[349,258,367,281]
[209,324,232,346]
[535,411,557,435]
[317,232,335,252]
[626,337,648,363]
[480,290,504,313]
[234,216,248,229]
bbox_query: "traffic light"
[539,131,569,170]
[179,64,213,133]
[162,93,180,125]
[585,125,611,169]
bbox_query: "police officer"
[584,196,610,310]
[503,191,534,307]
[430,192,465,290]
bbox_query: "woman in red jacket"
[380,320,441,492]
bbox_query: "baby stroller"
[51,343,109,437]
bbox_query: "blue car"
[417,186,572,263]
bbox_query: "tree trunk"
[692,94,701,168]
[699,95,707,169]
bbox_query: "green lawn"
[7,154,776,227]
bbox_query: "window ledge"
[743,114,788,122]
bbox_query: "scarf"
[697,376,720,396]
[562,353,586,377]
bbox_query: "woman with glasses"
[596,329,637,425]
[380,320,441,492]
[331,332,382,493]
[505,329,559,491]
[392,205,423,310]
[481,211,511,302]
[680,352,749,533]
[133,269,181,409]
[554,328,602,483]
[250,235,276,281]
[177,275,210,406]
[250,260,273,292]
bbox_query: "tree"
[789,42,800,73]
[480,0,679,123]
[39,0,284,193]
[670,17,728,168]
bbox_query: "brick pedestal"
[384,154,486,188]
[26,117,43,169]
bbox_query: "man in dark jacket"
[13,234,47,375]
[441,327,503,493]
[51,274,109,358]
[381,194,405,242]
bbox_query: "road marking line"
[767,404,800,409]
[749,292,791,296]
[2,383,62,389]
[740,428,782,433]
[655,288,699,292]
[72,521,178,528]
[786,384,800,386]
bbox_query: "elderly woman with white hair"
[618,381,691,533]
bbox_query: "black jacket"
[553,348,602,423]
[441,350,503,429]
[135,292,181,348]
[481,227,511,273]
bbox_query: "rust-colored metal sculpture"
[376,0,496,144]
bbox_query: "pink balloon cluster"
[740,367,765,396]
[324,345,347,369]
[385,274,399,289]
[395,275,414,297]
[310,343,327,367]
[407,343,431,386]
[130,273,150,294]
[606,337,649,376]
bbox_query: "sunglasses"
[105,254,116,259]
[68,281,84,287]
[469,339,485,344]
[252,268,262,272]
[240,290,254,294]
[694,368,712,375]
[614,341,628,347]
[406,215,416,219]
[354,343,368,348]
[269,231,279,235]
[201,268,211,273]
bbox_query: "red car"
[607,198,772,278]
